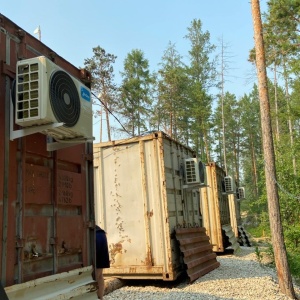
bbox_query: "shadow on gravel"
[217,246,256,258]
[121,247,260,290]
[122,272,190,290]
[105,289,246,300]
[216,248,235,256]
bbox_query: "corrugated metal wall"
[200,162,238,253]
[0,14,94,287]
[94,132,203,281]
[175,227,220,282]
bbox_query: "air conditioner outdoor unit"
[223,176,234,194]
[184,158,206,186]
[15,56,93,141]
[237,187,246,200]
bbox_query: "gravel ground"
[104,247,300,300]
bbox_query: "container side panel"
[22,216,53,281]
[228,194,238,237]
[56,144,85,164]
[94,133,202,281]
[24,164,51,204]
[99,144,148,267]
[24,135,50,157]
[56,214,84,270]
[201,163,233,253]
[201,164,224,252]
[200,187,210,235]
[162,137,202,278]
[162,139,201,228]
[0,14,91,286]
[56,167,87,271]
[0,26,13,286]
[215,165,230,225]
[57,170,83,206]
[157,138,175,279]
[143,139,165,268]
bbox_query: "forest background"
[84,0,300,279]
[1,0,299,280]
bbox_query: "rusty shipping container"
[0,13,96,296]
[94,131,219,281]
[200,162,240,253]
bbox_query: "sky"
[1,0,268,142]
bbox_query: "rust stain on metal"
[142,248,153,267]
[147,210,154,218]
[109,242,123,264]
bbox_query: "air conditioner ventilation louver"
[224,176,234,193]
[237,187,245,200]
[16,62,40,120]
[185,158,200,184]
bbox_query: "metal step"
[175,227,220,282]
[238,226,252,247]
[222,224,241,253]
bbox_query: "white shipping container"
[93,132,205,281]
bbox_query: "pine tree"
[251,1,297,297]
[84,46,117,141]
[239,85,262,199]
[155,42,190,142]
[184,19,217,161]
[212,92,242,181]
[119,49,154,136]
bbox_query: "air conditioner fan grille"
[49,70,80,127]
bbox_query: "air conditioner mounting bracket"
[10,98,64,141]
[46,138,94,151]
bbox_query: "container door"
[16,135,89,283]
[94,140,167,279]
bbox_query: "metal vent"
[224,176,233,193]
[49,70,81,127]
[184,158,200,184]
[237,187,245,199]
[16,62,40,120]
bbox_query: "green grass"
[287,251,300,282]
[245,225,300,281]
[245,224,270,239]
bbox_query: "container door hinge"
[15,238,25,248]
[84,154,93,161]
[49,237,57,245]
[86,220,96,228]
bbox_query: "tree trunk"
[105,107,111,141]
[273,62,280,142]
[250,135,259,197]
[251,1,297,299]
[283,61,296,175]
[170,111,173,138]
[204,129,211,163]
[233,140,240,185]
[101,79,111,142]
[220,38,228,175]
